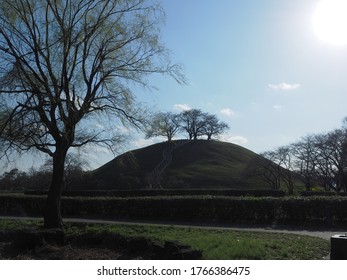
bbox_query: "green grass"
[67,223,330,260]
[0,219,329,259]
[0,218,41,230]
[68,224,329,260]
[161,140,268,188]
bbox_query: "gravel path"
[1,216,346,240]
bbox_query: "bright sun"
[312,0,347,45]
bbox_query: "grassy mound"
[89,140,269,189]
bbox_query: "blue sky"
[140,0,347,152]
[3,0,347,171]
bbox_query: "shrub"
[24,189,285,197]
[1,194,347,227]
[300,191,347,197]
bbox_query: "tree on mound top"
[145,112,181,142]
[203,114,229,140]
[145,109,230,141]
[179,109,229,140]
[0,0,185,230]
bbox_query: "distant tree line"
[0,154,88,191]
[254,118,347,194]
[145,109,229,141]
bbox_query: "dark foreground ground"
[0,227,202,260]
[0,216,340,260]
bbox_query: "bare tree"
[203,114,229,140]
[0,0,184,229]
[145,112,181,142]
[179,109,207,140]
[256,151,282,190]
[292,135,319,191]
[313,133,336,191]
[41,153,89,191]
[266,146,295,195]
[316,129,347,192]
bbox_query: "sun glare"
[312,0,347,45]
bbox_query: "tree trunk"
[44,147,67,229]
[167,134,172,142]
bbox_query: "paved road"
[1,215,346,240]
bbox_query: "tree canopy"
[0,0,184,229]
[259,125,347,193]
[146,109,230,141]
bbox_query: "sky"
[3,0,347,172]
[137,0,347,150]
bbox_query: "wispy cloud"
[268,82,301,91]
[273,105,283,111]
[219,134,248,145]
[131,137,162,149]
[174,103,191,111]
[220,108,235,117]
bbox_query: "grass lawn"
[0,219,330,260]
[66,223,330,260]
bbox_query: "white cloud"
[174,103,191,111]
[130,137,163,149]
[268,82,301,91]
[273,105,283,111]
[219,134,248,145]
[220,108,235,117]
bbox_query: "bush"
[24,189,285,197]
[1,194,347,227]
[300,191,347,197]
[0,194,45,216]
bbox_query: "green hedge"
[300,191,347,197]
[1,194,347,227]
[24,189,286,197]
[0,194,45,216]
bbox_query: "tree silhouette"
[145,112,181,142]
[179,109,207,140]
[203,114,229,140]
[0,0,184,229]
